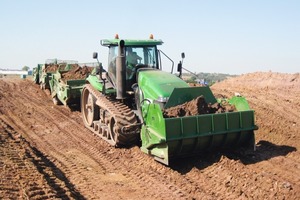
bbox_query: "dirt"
[163,95,235,118]
[44,64,65,72]
[0,71,299,199]
[61,65,93,81]
[44,63,81,73]
[188,83,206,87]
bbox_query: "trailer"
[49,65,94,105]
[32,59,78,90]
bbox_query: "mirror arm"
[93,52,106,94]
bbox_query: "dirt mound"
[44,63,65,72]
[213,71,300,92]
[61,65,93,81]
[212,71,300,148]
[163,96,235,118]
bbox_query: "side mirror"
[93,52,98,59]
[181,52,185,59]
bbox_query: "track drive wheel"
[81,87,99,127]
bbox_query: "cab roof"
[101,39,163,47]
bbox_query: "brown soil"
[163,96,236,118]
[44,64,65,72]
[61,66,93,81]
[0,71,299,199]
[188,83,206,87]
[44,63,80,73]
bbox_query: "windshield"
[125,46,158,68]
[107,45,159,90]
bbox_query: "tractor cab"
[107,45,159,90]
[101,36,163,93]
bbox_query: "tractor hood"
[138,70,189,103]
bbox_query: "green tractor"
[81,35,257,165]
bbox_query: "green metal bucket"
[141,105,256,165]
[166,111,255,156]
[140,87,257,165]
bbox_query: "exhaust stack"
[116,40,126,99]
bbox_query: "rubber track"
[85,84,139,146]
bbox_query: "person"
[126,48,141,66]
[126,48,142,80]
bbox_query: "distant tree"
[186,76,197,83]
[22,66,30,71]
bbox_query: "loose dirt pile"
[61,65,93,81]
[44,63,81,73]
[44,63,65,72]
[163,95,236,118]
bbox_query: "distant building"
[0,69,28,75]
[195,78,208,85]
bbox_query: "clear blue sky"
[1,0,299,74]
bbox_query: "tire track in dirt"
[1,79,202,199]
[125,148,213,199]
[35,81,215,199]
[0,118,84,199]
[1,74,299,199]
[35,107,201,199]
[1,79,125,199]
[0,86,124,199]
[3,108,189,200]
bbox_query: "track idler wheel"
[81,87,99,127]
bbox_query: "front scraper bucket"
[140,87,257,165]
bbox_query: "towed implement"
[49,64,93,105]
[37,59,78,90]
[32,64,43,84]
[81,35,258,165]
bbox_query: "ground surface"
[0,72,299,199]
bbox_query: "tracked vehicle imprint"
[81,84,139,147]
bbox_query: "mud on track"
[0,73,299,199]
